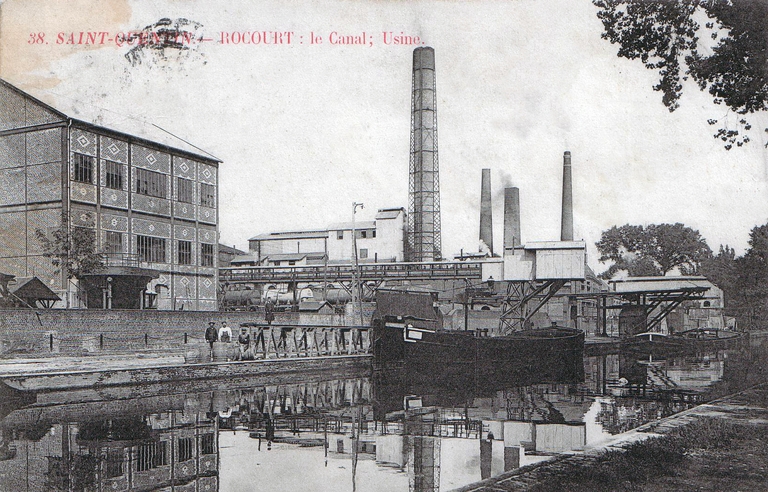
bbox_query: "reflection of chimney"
[479,169,493,255]
[503,187,521,252]
[560,151,573,241]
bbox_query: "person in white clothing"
[219,321,232,343]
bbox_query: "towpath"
[0,352,185,376]
[453,383,768,491]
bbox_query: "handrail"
[220,261,484,282]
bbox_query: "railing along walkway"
[240,324,371,358]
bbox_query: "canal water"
[1,335,767,492]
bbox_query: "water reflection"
[1,338,766,491]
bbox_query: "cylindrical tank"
[324,289,353,304]
[221,285,262,310]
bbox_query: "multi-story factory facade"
[0,79,220,310]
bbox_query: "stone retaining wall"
[0,308,369,357]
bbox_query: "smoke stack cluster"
[503,187,521,252]
[560,151,573,241]
[479,169,494,255]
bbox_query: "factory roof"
[375,208,405,220]
[9,276,61,301]
[230,254,260,265]
[263,253,326,262]
[298,300,334,313]
[218,244,247,256]
[610,276,713,294]
[1,79,221,163]
[523,241,587,250]
[249,230,329,241]
[327,220,376,231]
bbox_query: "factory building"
[0,79,221,310]
[242,207,406,266]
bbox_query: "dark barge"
[372,289,584,382]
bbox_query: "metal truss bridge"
[220,261,483,285]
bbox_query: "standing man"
[265,299,275,325]
[205,321,218,361]
[219,321,232,343]
[237,327,251,360]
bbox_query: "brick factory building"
[0,79,220,310]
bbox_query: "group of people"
[205,320,254,361]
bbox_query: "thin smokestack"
[560,151,573,241]
[503,187,521,252]
[479,169,493,255]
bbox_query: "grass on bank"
[528,417,768,492]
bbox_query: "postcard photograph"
[1,1,768,491]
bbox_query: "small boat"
[623,329,743,352]
[621,331,689,352]
[672,328,743,349]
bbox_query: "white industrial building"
[240,207,406,266]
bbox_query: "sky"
[2,0,767,273]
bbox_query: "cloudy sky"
[2,0,767,272]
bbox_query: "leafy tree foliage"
[35,215,104,279]
[731,223,768,326]
[597,223,712,278]
[594,0,768,149]
[700,244,738,311]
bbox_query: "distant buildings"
[218,243,246,267]
[0,79,220,310]
[241,207,406,266]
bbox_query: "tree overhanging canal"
[1,333,767,491]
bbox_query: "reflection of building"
[243,208,406,266]
[0,79,220,310]
[0,410,219,492]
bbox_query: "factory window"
[200,433,215,455]
[359,248,368,259]
[372,230,376,238]
[105,449,124,478]
[178,437,194,462]
[136,441,168,472]
[105,160,123,189]
[104,231,122,255]
[73,153,94,183]
[178,240,192,265]
[177,177,194,203]
[137,235,166,263]
[337,231,344,240]
[200,183,216,208]
[201,243,215,267]
[360,231,367,239]
[135,168,167,198]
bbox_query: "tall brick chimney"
[503,186,521,252]
[479,169,493,255]
[560,151,573,241]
